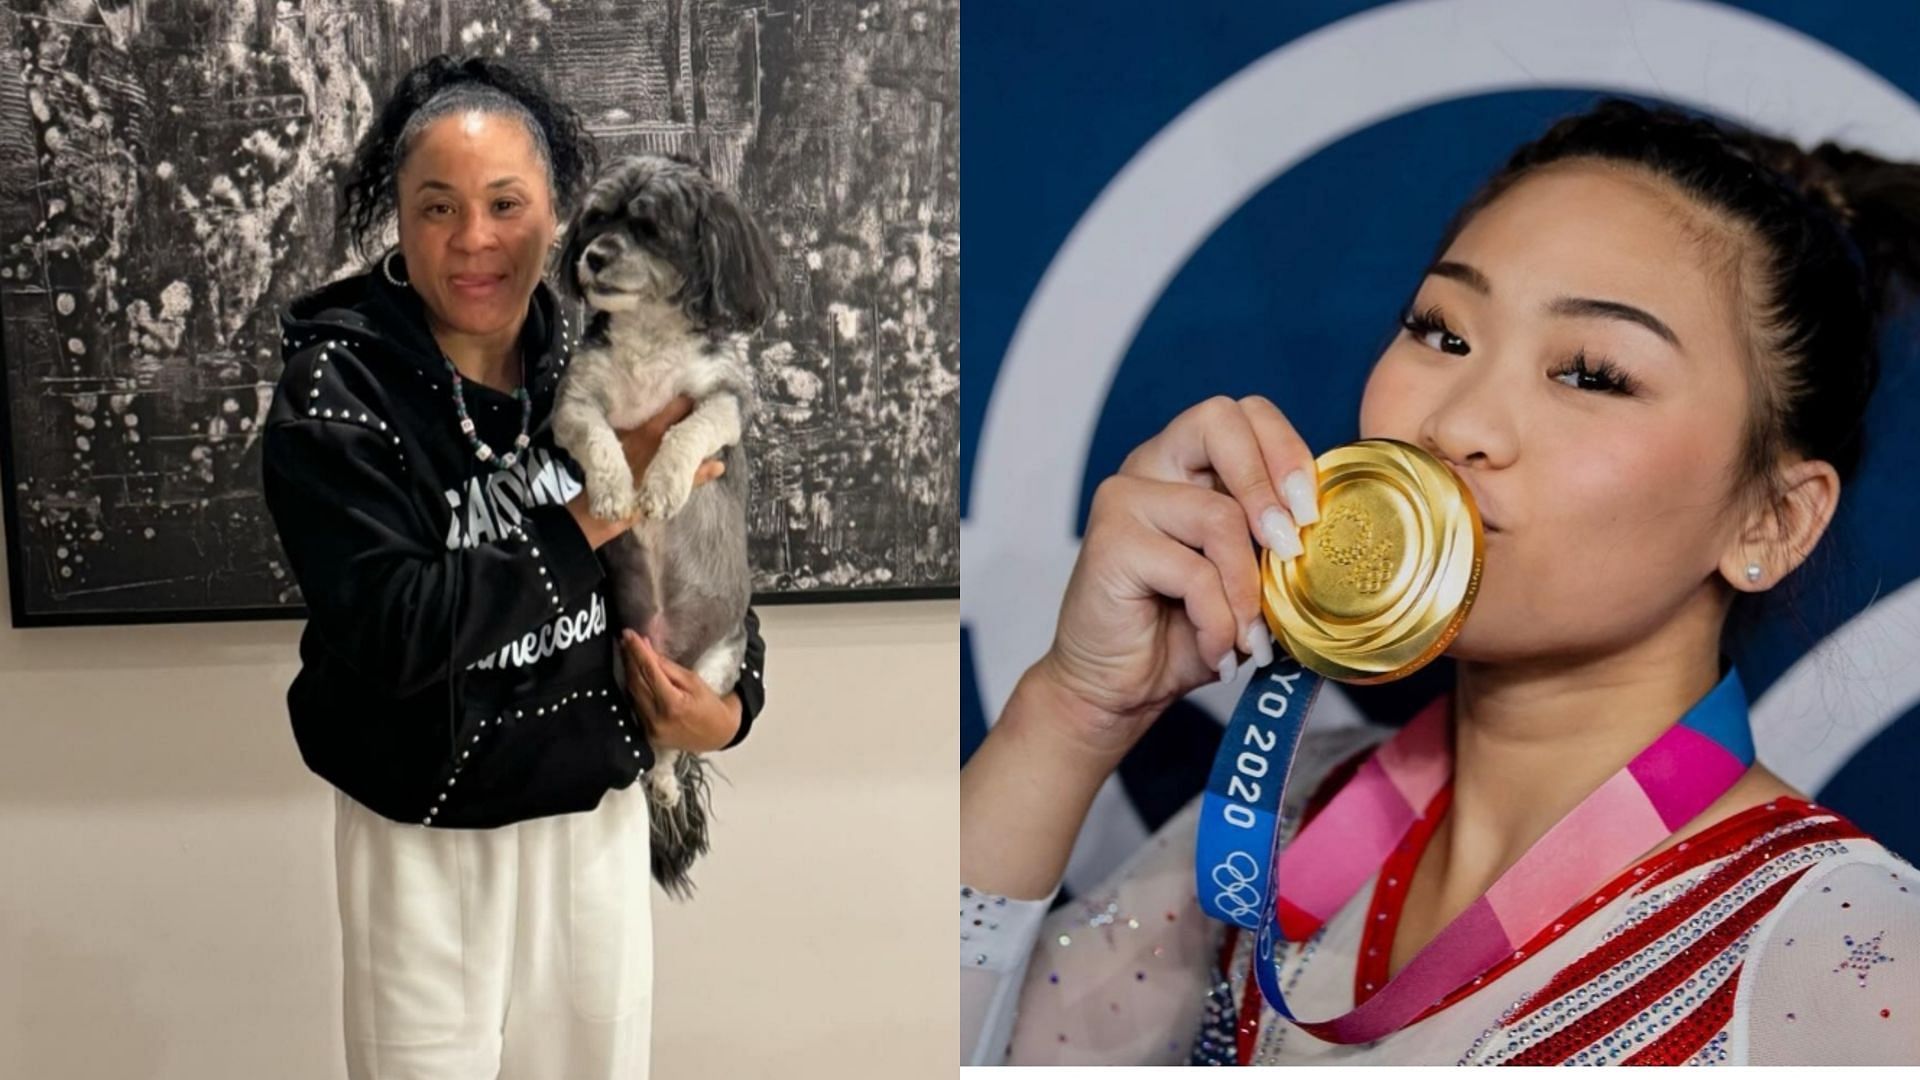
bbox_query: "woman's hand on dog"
[620,628,743,753]
[568,395,728,548]
[619,395,727,486]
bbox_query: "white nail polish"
[1217,650,1238,684]
[1245,620,1274,668]
[1282,469,1319,527]
[1260,507,1303,559]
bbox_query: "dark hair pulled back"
[337,54,597,260]
[1443,99,1920,490]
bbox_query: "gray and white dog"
[552,153,776,897]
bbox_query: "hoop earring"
[382,249,408,287]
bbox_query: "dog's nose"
[583,248,608,273]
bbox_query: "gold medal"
[1261,439,1483,683]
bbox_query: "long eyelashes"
[1549,350,1639,396]
[1400,305,1470,355]
[1399,305,1640,397]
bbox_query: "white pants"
[334,781,653,1080]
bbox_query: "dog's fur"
[551,153,776,898]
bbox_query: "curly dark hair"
[338,55,598,259]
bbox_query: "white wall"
[0,513,957,1079]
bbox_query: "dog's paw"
[646,765,683,809]
[636,468,695,521]
[589,484,638,522]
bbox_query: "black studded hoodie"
[261,265,764,829]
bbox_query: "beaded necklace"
[385,249,542,471]
[445,348,532,470]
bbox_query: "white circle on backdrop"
[962,0,1920,834]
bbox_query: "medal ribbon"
[1195,657,1753,1044]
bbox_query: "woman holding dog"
[261,55,761,1079]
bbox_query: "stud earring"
[1745,563,1763,584]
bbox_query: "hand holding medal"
[1031,396,1481,765]
[975,389,1757,1047]
[1030,395,1323,768]
[966,394,1327,905]
[1197,437,1753,1044]
[1261,438,1482,683]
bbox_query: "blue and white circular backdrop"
[961,0,1920,896]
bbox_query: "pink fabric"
[1372,699,1451,809]
[1276,895,1322,942]
[1275,756,1416,926]
[1251,691,1751,1045]
[1483,770,1668,940]
[1311,898,1512,1044]
[1628,724,1749,830]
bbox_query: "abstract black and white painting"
[0,0,958,625]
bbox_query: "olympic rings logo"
[1210,850,1264,929]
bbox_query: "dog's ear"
[552,213,592,303]
[556,163,633,301]
[686,185,778,334]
